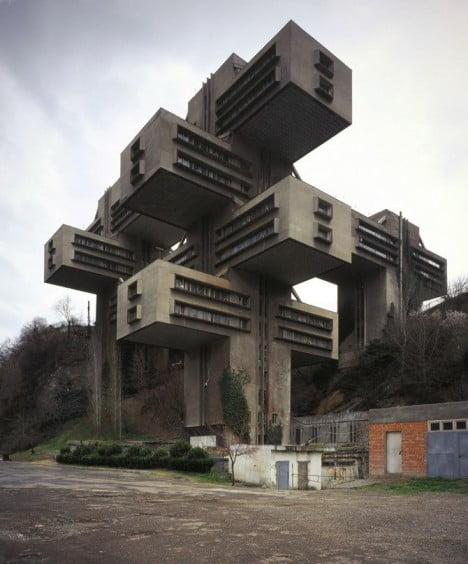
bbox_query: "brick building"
[369,402,468,478]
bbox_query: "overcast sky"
[1,0,467,342]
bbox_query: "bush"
[110,453,131,468]
[81,453,105,466]
[97,444,122,457]
[169,456,214,473]
[152,448,170,468]
[169,440,191,458]
[127,445,142,457]
[56,452,72,464]
[55,441,212,473]
[59,446,71,455]
[187,446,209,460]
[74,444,95,457]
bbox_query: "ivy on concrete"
[219,367,250,441]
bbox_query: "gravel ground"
[0,462,466,563]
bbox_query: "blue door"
[427,431,468,478]
[276,461,289,490]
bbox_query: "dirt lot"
[0,462,466,563]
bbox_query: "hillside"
[292,292,468,416]
[1,293,467,453]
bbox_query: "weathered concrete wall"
[369,401,468,424]
[231,445,322,490]
[189,435,217,448]
[292,412,368,445]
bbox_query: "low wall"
[189,435,217,448]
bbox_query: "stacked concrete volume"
[44,21,446,444]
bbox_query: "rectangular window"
[73,251,133,276]
[216,45,278,113]
[216,68,280,133]
[175,151,251,195]
[357,221,397,247]
[176,126,251,173]
[278,306,332,331]
[314,224,332,244]
[217,196,275,241]
[357,237,396,263]
[127,304,142,324]
[412,250,442,270]
[130,160,145,185]
[174,276,250,308]
[172,301,249,331]
[314,74,334,102]
[314,197,333,220]
[278,327,332,351]
[74,234,135,261]
[216,221,276,264]
[314,49,334,79]
[130,137,144,162]
[128,279,142,300]
[429,419,468,431]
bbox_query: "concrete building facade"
[44,21,446,444]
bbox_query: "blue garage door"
[427,431,468,478]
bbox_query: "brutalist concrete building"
[44,21,446,444]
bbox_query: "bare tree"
[222,427,257,486]
[54,296,79,334]
[447,275,468,298]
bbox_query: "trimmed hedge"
[169,440,191,458]
[56,442,214,473]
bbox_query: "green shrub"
[56,453,72,464]
[130,455,156,469]
[187,446,209,459]
[56,442,212,473]
[153,447,169,460]
[80,453,105,466]
[110,453,131,468]
[152,448,170,468]
[127,445,145,457]
[220,367,250,441]
[98,444,122,456]
[59,446,71,455]
[74,444,96,458]
[169,440,191,458]
[169,456,214,473]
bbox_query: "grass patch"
[10,416,166,462]
[362,477,468,494]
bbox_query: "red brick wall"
[369,421,427,477]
